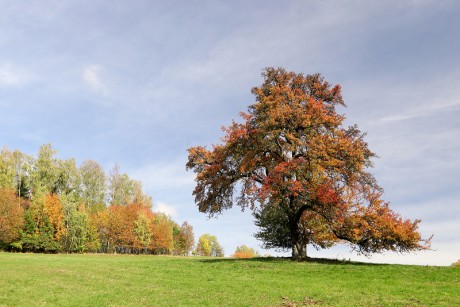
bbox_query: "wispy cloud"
[381,99,460,122]
[0,63,33,87]
[82,64,108,96]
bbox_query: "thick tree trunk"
[289,215,307,260]
[292,239,307,260]
[289,203,309,260]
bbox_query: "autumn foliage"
[232,245,259,258]
[0,145,195,255]
[187,67,430,259]
[0,188,24,247]
[44,194,65,240]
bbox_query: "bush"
[232,245,259,258]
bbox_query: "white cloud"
[0,63,32,87]
[154,201,177,217]
[83,64,108,95]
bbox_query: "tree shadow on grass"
[198,256,387,266]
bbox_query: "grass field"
[0,253,458,306]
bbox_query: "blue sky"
[1,0,459,265]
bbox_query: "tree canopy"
[187,67,431,260]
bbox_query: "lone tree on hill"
[187,67,431,260]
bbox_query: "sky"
[1,0,459,265]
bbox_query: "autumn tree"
[44,193,66,240]
[195,233,224,257]
[21,191,62,252]
[89,209,110,252]
[232,245,259,258]
[173,221,195,256]
[0,188,24,249]
[150,213,174,254]
[187,67,430,260]
[106,203,140,253]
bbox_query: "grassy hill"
[0,253,458,306]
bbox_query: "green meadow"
[0,253,458,306]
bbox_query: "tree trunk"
[290,215,307,260]
[289,203,309,260]
[292,239,307,260]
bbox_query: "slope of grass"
[0,253,458,306]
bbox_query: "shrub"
[232,245,259,258]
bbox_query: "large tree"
[187,67,430,260]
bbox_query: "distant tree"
[134,212,152,252]
[21,190,61,252]
[195,233,224,257]
[150,213,174,254]
[180,221,195,255]
[0,148,30,198]
[232,245,259,258]
[44,193,66,240]
[55,158,80,197]
[107,203,139,253]
[107,164,140,206]
[60,195,100,253]
[451,259,460,268]
[0,188,24,249]
[79,160,106,211]
[173,221,195,256]
[12,150,30,199]
[0,147,16,190]
[28,144,59,195]
[89,209,110,252]
[187,67,431,260]
[132,180,153,209]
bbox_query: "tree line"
[0,144,197,255]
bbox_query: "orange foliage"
[106,203,154,252]
[233,251,255,259]
[44,194,65,240]
[150,214,173,253]
[232,245,258,258]
[0,188,24,244]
